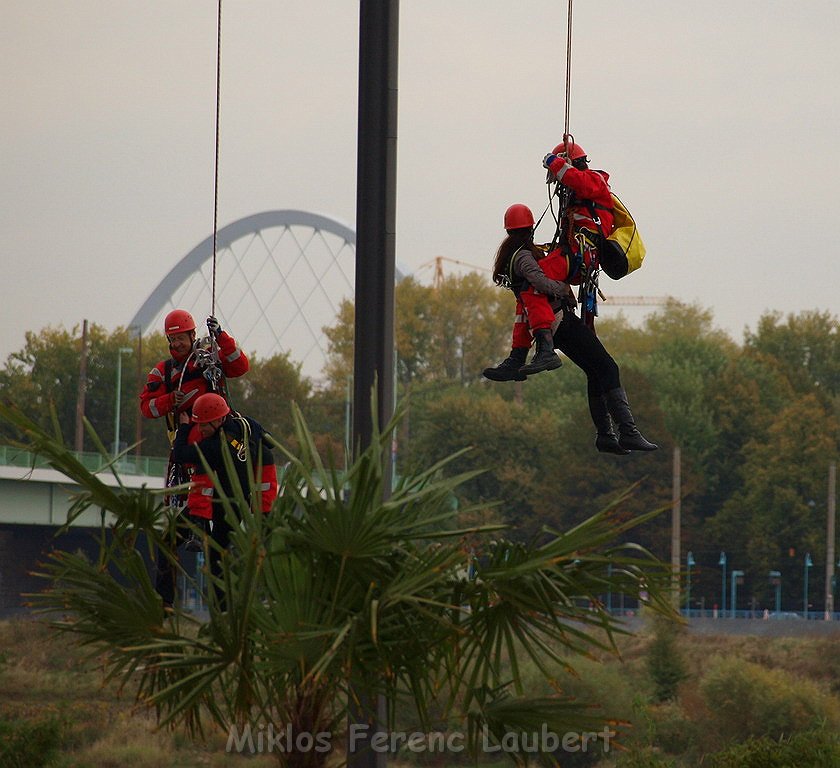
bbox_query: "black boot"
[605,388,658,452]
[483,347,528,382]
[519,329,562,376]
[588,394,630,455]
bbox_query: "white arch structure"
[129,210,367,379]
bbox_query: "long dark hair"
[492,227,534,286]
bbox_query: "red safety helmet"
[192,393,230,424]
[552,140,587,161]
[504,203,535,231]
[164,309,196,335]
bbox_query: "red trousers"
[511,249,570,348]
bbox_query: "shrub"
[612,747,677,767]
[647,701,697,756]
[707,727,840,768]
[0,715,64,768]
[699,656,840,744]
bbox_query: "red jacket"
[186,463,278,519]
[171,416,278,520]
[552,164,615,245]
[139,331,249,422]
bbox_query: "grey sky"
[2,1,838,369]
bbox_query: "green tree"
[322,271,512,391]
[228,352,312,445]
[0,325,84,443]
[646,617,688,702]
[0,324,169,455]
[744,310,840,397]
[402,387,559,535]
[706,393,838,607]
[702,351,796,516]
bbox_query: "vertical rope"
[211,0,222,317]
[563,0,573,153]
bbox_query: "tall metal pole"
[353,0,398,459]
[730,570,743,619]
[114,347,133,458]
[134,328,143,460]
[671,446,681,608]
[74,319,89,453]
[114,352,123,458]
[350,2,398,766]
[826,463,836,619]
[804,552,813,618]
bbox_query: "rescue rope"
[563,0,573,155]
[211,0,222,318]
[544,0,575,248]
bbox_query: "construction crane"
[416,256,490,291]
[599,295,671,307]
[416,256,671,307]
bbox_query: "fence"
[0,444,168,479]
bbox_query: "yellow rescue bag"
[598,193,646,280]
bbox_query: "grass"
[0,617,277,768]
[2,616,840,767]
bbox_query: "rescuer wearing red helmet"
[542,138,614,327]
[482,204,574,381]
[546,140,656,452]
[484,200,657,454]
[154,392,278,609]
[139,310,249,431]
[141,309,251,605]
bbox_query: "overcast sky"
[2,0,838,368]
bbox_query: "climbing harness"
[575,231,600,326]
[227,412,252,463]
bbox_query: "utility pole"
[671,445,681,609]
[74,319,88,453]
[826,462,836,620]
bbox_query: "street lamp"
[769,570,782,615]
[833,558,840,620]
[719,552,727,617]
[804,552,813,619]
[686,551,696,618]
[114,347,133,458]
[730,569,744,618]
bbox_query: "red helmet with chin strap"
[164,309,196,335]
[552,140,587,161]
[503,203,535,231]
[192,393,230,424]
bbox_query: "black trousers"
[552,312,621,398]
[154,508,232,609]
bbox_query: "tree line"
[0,273,838,615]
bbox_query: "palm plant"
[0,398,674,766]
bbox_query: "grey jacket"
[512,247,571,313]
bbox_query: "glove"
[543,152,566,175]
[206,316,222,338]
[172,389,186,409]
